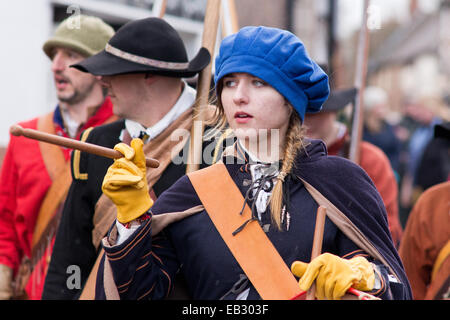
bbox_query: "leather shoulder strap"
[79,248,106,300]
[32,112,72,249]
[37,112,67,181]
[298,177,400,281]
[31,163,71,249]
[432,240,450,282]
[187,163,301,300]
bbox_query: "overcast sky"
[337,0,441,38]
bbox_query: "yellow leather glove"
[102,138,153,224]
[291,253,375,300]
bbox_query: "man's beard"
[58,80,96,105]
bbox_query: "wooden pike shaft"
[349,0,371,164]
[185,0,221,173]
[306,206,327,300]
[303,205,379,300]
[9,124,160,168]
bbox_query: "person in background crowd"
[43,17,212,300]
[304,84,403,247]
[398,96,446,225]
[362,86,402,175]
[0,15,116,300]
[415,122,450,192]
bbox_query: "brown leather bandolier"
[188,163,302,299]
[12,112,71,298]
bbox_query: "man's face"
[303,111,337,141]
[99,73,147,119]
[50,47,98,105]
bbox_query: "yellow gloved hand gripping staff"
[291,253,375,300]
[102,138,153,224]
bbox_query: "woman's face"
[220,73,292,147]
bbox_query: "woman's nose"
[233,83,249,105]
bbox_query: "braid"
[270,111,305,230]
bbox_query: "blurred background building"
[0,0,449,173]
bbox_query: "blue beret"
[214,26,330,122]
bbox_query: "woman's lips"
[234,112,253,124]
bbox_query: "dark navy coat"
[97,139,412,300]
[43,119,209,299]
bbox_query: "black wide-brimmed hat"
[72,17,211,78]
[308,64,357,113]
[320,87,357,112]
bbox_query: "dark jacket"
[96,139,412,300]
[42,119,206,299]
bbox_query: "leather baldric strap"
[12,112,73,297]
[32,112,72,249]
[432,240,450,282]
[36,112,67,181]
[187,163,302,300]
[298,177,401,281]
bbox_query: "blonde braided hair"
[269,111,306,230]
[211,82,307,231]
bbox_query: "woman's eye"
[224,79,237,87]
[253,79,266,87]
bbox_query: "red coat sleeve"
[0,118,53,274]
[0,134,21,271]
[359,142,403,247]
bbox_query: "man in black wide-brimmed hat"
[43,17,212,300]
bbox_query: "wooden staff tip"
[10,124,23,137]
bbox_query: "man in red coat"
[0,14,116,300]
[304,87,403,248]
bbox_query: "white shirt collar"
[60,107,80,138]
[123,81,196,142]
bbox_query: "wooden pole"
[153,0,167,18]
[9,124,160,168]
[303,204,379,300]
[349,0,371,164]
[306,206,327,300]
[185,0,221,173]
[221,0,239,37]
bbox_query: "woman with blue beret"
[96,26,412,300]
